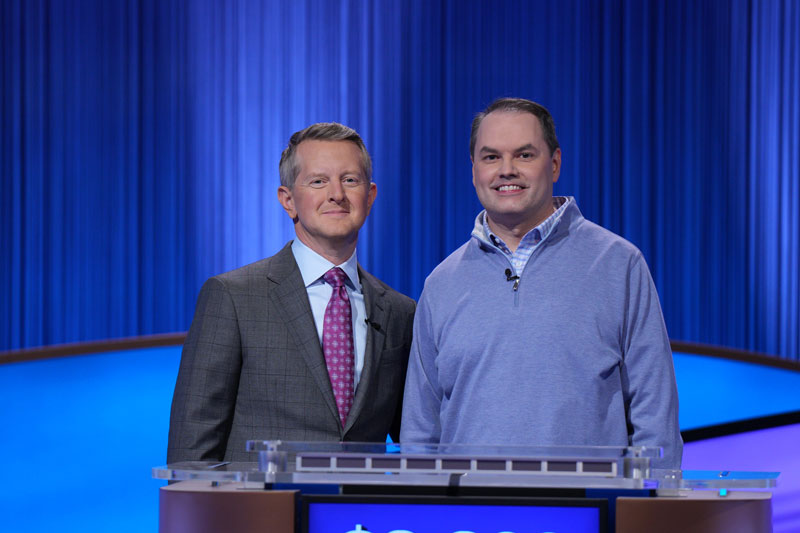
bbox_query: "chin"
[322,229,359,242]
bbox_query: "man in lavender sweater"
[400,98,682,469]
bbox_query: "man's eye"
[342,176,363,187]
[483,154,499,161]
[309,179,326,188]
[519,152,533,159]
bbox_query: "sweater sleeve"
[399,287,443,443]
[621,253,683,469]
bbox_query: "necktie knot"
[323,267,347,289]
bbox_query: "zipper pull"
[513,279,520,291]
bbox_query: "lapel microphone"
[364,318,382,332]
[505,268,520,291]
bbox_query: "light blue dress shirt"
[478,196,570,276]
[291,238,367,388]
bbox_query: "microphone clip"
[504,268,520,291]
[364,318,382,332]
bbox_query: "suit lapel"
[345,266,388,433]
[267,243,340,425]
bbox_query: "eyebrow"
[479,144,538,155]
[304,170,363,179]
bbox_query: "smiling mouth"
[495,184,524,192]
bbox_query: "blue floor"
[673,352,800,429]
[2,346,799,532]
[0,346,181,533]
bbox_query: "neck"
[295,234,357,266]
[486,204,555,253]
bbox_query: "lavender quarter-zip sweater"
[400,199,683,469]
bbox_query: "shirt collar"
[291,238,361,290]
[472,196,572,248]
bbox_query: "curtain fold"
[2,0,798,360]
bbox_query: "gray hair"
[279,122,373,188]
[470,97,560,158]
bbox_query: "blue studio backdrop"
[2,0,799,359]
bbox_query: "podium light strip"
[295,454,618,478]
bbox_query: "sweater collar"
[471,196,575,251]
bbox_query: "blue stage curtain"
[1,0,798,360]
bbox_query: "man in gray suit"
[168,123,415,463]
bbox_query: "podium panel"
[154,442,778,532]
[617,491,772,533]
[159,481,295,533]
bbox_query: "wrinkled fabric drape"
[2,0,798,359]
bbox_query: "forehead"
[476,111,545,148]
[295,139,363,173]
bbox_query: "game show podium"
[154,442,778,533]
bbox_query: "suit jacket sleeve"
[388,299,416,442]
[167,277,242,463]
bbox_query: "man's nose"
[499,156,517,177]
[328,179,346,201]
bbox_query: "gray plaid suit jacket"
[167,242,416,463]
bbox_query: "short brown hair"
[470,98,560,158]
[279,122,373,188]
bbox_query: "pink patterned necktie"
[322,267,355,427]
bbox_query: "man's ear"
[366,182,377,213]
[551,148,562,183]
[277,186,297,220]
